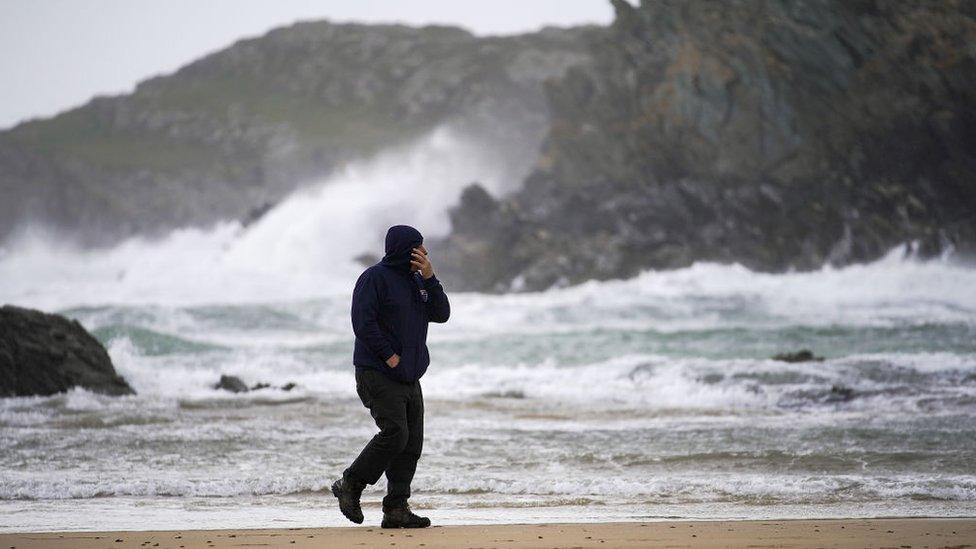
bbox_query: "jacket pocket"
[391,334,403,356]
[393,344,417,382]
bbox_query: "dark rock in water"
[0,305,135,397]
[240,201,276,228]
[772,350,825,363]
[772,349,824,362]
[826,385,857,403]
[482,389,526,399]
[434,0,976,291]
[213,375,249,393]
[779,384,858,407]
[697,373,725,385]
[213,376,298,393]
[251,381,297,391]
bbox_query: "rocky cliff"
[0,22,599,246]
[433,0,976,291]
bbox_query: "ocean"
[1,127,975,532]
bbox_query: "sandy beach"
[2,518,975,549]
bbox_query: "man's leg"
[344,369,411,488]
[382,379,424,508]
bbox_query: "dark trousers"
[343,367,424,508]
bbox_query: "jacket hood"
[380,225,423,274]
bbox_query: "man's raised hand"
[410,246,434,279]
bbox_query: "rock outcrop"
[213,375,250,393]
[0,23,599,246]
[772,350,825,363]
[434,0,976,291]
[0,305,135,397]
[212,374,297,393]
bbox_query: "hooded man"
[332,224,451,528]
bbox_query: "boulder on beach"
[0,304,135,397]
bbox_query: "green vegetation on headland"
[0,22,596,246]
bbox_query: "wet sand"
[2,518,975,548]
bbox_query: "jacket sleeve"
[351,270,396,361]
[424,274,451,323]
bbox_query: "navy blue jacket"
[351,225,451,383]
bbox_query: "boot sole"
[331,481,364,524]
[381,519,431,528]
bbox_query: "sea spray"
[0,124,516,309]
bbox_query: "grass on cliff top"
[148,75,422,148]
[9,109,219,173]
[7,74,429,173]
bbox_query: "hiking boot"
[331,477,365,524]
[381,502,431,528]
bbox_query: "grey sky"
[0,0,614,130]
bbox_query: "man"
[332,224,451,528]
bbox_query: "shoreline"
[2,518,974,548]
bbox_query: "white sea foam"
[440,245,976,337]
[0,472,332,500]
[2,468,972,503]
[13,244,973,338]
[417,471,976,502]
[0,124,515,309]
[99,337,976,413]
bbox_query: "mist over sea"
[1,127,975,532]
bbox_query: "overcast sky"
[0,0,614,130]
